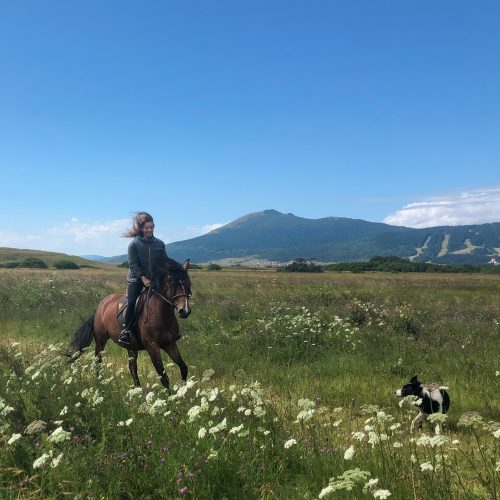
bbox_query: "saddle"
[116,288,150,342]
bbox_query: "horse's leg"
[145,344,170,389]
[94,335,108,377]
[164,343,188,382]
[127,349,141,387]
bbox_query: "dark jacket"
[127,236,168,284]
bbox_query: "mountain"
[164,210,500,265]
[0,248,117,269]
[81,254,127,264]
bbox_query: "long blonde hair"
[123,212,154,238]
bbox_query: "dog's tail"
[442,390,450,413]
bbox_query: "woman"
[119,212,168,345]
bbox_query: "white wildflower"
[51,453,63,468]
[416,435,432,447]
[373,489,392,499]
[229,424,244,434]
[352,432,366,441]
[48,426,71,444]
[284,438,297,449]
[208,417,227,434]
[318,485,335,498]
[344,445,355,460]
[428,413,447,425]
[368,432,380,446]
[208,388,218,401]
[188,402,209,422]
[117,418,133,427]
[393,441,403,448]
[295,409,315,423]
[420,462,434,472]
[429,435,449,448]
[8,433,22,445]
[297,398,316,410]
[253,406,266,418]
[201,369,215,382]
[493,429,500,439]
[198,427,207,439]
[33,453,51,469]
[149,399,168,415]
[59,406,68,416]
[126,387,143,400]
[363,478,379,493]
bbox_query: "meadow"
[0,267,499,499]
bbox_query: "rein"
[143,273,190,325]
[150,283,190,310]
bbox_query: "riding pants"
[124,282,144,329]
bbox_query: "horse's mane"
[153,257,188,294]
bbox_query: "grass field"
[0,268,499,499]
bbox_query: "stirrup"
[119,329,131,344]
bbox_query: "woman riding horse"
[68,212,192,388]
[119,212,167,345]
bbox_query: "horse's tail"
[65,315,95,362]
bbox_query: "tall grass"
[0,268,499,498]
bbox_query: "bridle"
[149,280,191,311]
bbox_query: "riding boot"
[119,282,142,345]
[119,325,132,345]
[119,302,135,345]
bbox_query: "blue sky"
[1,1,499,256]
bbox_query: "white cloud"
[384,187,500,228]
[179,222,227,240]
[201,223,225,234]
[0,218,229,257]
[0,218,131,256]
[47,218,130,243]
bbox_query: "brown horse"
[68,258,191,389]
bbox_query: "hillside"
[0,248,117,269]
[165,210,500,265]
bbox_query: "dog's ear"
[410,375,419,384]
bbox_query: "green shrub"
[206,263,222,271]
[277,259,323,273]
[21,257,48,269]
[0,261,21,268]
[54,260,80,270]
[117,261,129,268]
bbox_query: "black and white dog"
[395,376,450,430]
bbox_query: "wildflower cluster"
[257,305,360,350]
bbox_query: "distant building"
[488,257,499,266]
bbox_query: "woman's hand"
[141,276,152,287]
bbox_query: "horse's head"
[155,258,192,318]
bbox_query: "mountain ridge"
[165,210,500,265]
[8,210,496,267]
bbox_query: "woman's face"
[142,221,154,238]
